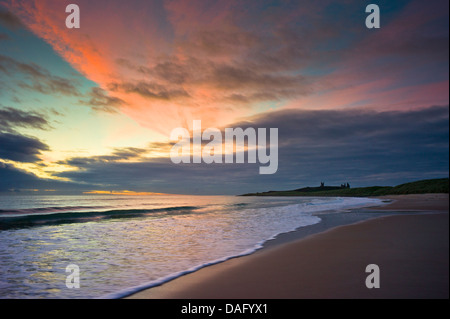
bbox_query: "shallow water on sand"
[0,194,383,298]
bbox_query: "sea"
[0,194,385,299]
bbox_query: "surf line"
[170,120,278,174]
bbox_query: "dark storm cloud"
[0,107,51,163]
[57,160,260,195]
[0,106,49,132]
[0,132,49,162]
[0,162,39,192]
[0,55,80,96]
[0,162,86,193]
[240,105,449,189]
[54,106,449,195]
[0,105,51,165]
[57,147,149,167]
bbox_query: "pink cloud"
[286,78,448,112]
[5,0,266,133]
[3,0,448,135]
[282,0,449,112]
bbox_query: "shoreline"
[126,193,449,299]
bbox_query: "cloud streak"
[0,132,49,162]
[0,162,85,192]
[6,0,447,135]
[0,1,447,194]
[0,107,50,163]
[79,87,125,113]
[0,106,49,132]
[45,105,449,194]
[0,54,80,96]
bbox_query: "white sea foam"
[0,195,385,299]
[101,197,384,299]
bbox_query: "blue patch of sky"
[0,24,97,91]
[0,23,107,142]
[0,24,97,113]
[317,0,412,50]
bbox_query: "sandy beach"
[127,194,449,299]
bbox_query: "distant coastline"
[241,178,449,197]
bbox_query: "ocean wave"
[102,197,385,299]
[0,206,106,216]
[0,195,386,298]
[0,206,200,230]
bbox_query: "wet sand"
[127,194,449,299]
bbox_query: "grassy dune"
[241,178,449,197]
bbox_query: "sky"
[0,0,448,195]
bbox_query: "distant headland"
[240,178,449,197]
